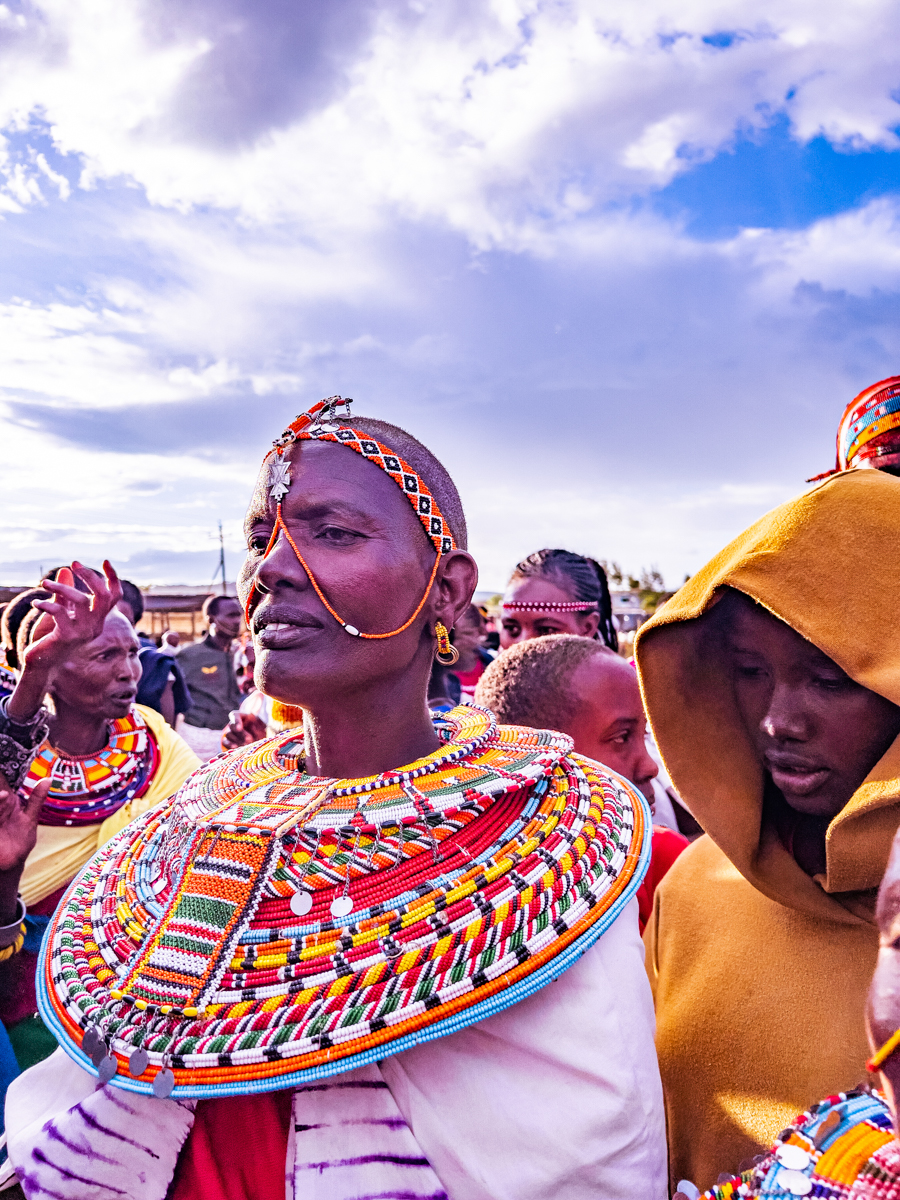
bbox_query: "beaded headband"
[245,397,457,639]
[502,600,598,613]
[267,397,456,556]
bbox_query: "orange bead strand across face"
[244,501,442,639]
[243,396,455,641]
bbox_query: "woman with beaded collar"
[0,566,199,1081]
[4,397,666,1200]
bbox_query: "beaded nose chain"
[244,397,457,640]
[867,1026,900,1074]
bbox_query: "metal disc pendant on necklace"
[97,1054,118,1085]
[90,1039,109,1069]
[290,890,313,917]
[129,1047,149,1078]
[82,1025,101,1057]
[153,1067,175,1099]
[331,894,353,918]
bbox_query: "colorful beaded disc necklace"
[23,707,160,827]
[38,705,650,1099]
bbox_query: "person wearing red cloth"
[475,634,689,931]
[449,603,493,701]
[4,398,666,1200]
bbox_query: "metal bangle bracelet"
[0,895,27,947]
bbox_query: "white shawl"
[5,900,666,1200]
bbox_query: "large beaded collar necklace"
[22,707,159,827]
[38,706,650,1100]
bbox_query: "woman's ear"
[433,551,479,631]
[580,611,601,640]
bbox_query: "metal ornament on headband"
[247,396,456,640]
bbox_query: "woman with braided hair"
[499,547,618,652]
[3,397,665,1200]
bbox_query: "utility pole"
[217,522,227,595]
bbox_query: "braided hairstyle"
[509,549,618,652]
[1,588,51,670]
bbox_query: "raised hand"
[24,561,123,670]
[222,710,268,750]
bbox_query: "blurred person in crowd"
[177,594,243,733]
[500,547,618,651]
[480,603,500,652]
[637,469,900,1192]
[475,634,688,933]
[0,607,14,701]
[0,564,198,1084]
[811,375,900,481]
[158,629,180,655]
[450,603,493,701]
[117,579,191,727]
[428,657,461,713]
[4,397,666,1199]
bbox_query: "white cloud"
[0,0,898,248]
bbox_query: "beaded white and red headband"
[502,600,598,613]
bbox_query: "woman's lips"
[256,620,320,649]
[768,760,831,796]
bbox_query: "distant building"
[611,591,647,635]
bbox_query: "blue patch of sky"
[653,114,900,238]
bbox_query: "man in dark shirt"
[177,595,243,730]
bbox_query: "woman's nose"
[762,684,810,742]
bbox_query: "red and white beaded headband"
[502,600,598,613]
[268,397,456,556]
[245,397,455,639]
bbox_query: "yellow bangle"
[0,923,26,963]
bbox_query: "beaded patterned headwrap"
[809,376,900,480]
[244,396,458,639]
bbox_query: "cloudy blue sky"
[2,0,900,592]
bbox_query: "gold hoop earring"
[434,620,459,666]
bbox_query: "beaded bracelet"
[0,923,26,962]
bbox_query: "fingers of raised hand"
[101,560,124,606]
[23,778,51,824]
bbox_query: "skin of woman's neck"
[301,652,440,780]
[49,695,110,757]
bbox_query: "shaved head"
[350,416,468,551]
[475,635,615,729]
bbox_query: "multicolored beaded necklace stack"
[23,708,160,827]
[696,1090,900,1199]
[38,705,649,1100]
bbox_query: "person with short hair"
[637,469,900,1192]
[449,602,493,701]
[475,634,688,931]
[117,578,191,726]
[499,547,618,651]
[177,594,243,731]
[0,565,199,1084]
[3,398,666,1200]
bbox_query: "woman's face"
[724,593,900,820]
[239,439,471,708]
[500,578,600,648]
[50,610,142,721]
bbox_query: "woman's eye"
[735,664,765,679]
[315,527,364,544]
[247,533,270,553]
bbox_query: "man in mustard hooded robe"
[636,468,900,1193]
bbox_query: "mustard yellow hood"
[635,469,900,924]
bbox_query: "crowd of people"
[0,377,898,1197]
